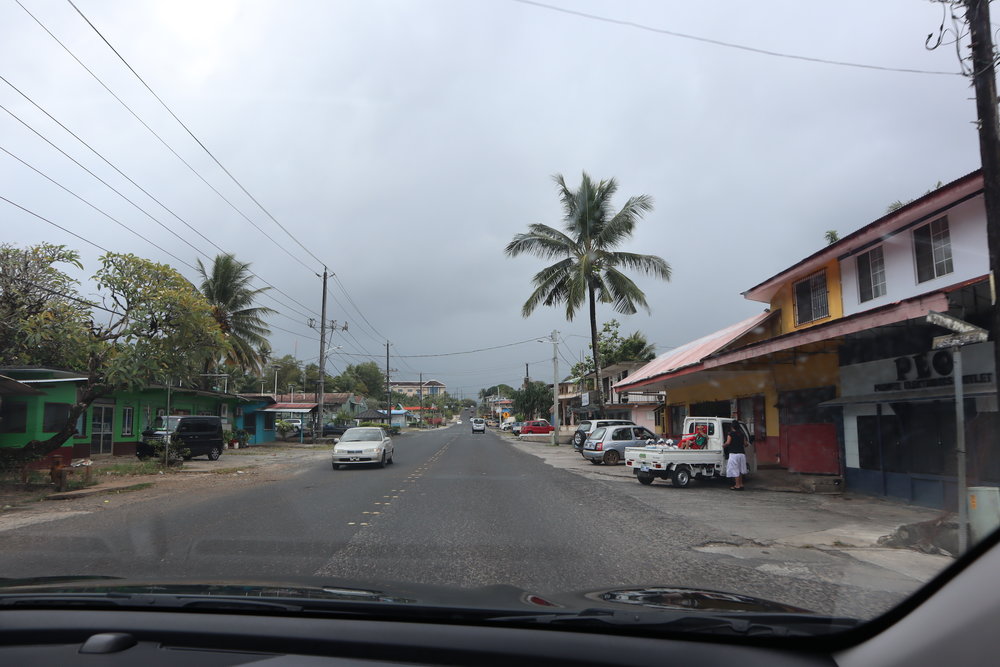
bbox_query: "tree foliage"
[196,253,274,375]
[331,362,386,402]
[512,381,552,420]
[570,320,656,381]
[505,172,669,416]
[0,243,87,368]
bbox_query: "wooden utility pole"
[965,0,1000,405]
[317,268,328,436]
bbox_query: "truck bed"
[624,445,723,469]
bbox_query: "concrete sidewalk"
[504,434,956,589]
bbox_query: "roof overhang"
[821,383,997,407]
[261,407,315,413]
[613,311,775,392]
[0,375,45,395]
[705,290,951,368]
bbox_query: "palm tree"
[196,253,275,376]
[505,172,670,416]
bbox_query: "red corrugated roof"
[614,311,774,392]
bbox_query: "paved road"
[0,424,929,618]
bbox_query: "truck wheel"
[671,466,692,488]
[603,450,621,465]
[637,471,655,485]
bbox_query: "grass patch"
[98,461,173,476]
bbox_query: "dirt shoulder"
[0,444,330,522]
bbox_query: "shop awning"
[820,384,997,407]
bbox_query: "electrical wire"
[0,77,319,322]
[1,195,110,254]
[65,0,328,270]
[0,145,197,272]
[390,336,548,358]
[509,0,961,76]
[14,0,321,277]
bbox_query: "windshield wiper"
[485,608,860,637]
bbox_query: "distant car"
[582,424,657,465]
[520,420,555,435]
[471,418,486,433]
[499,422,514,431]
[456,420,462,424]
[332,427,394,469]
[572,419,636,451]
[511,422,524,435]
[486,419,499,428]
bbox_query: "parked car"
[582,424,658,465]
[511,422,524,435]
[520,419,555,435]
[319,423,350,437]
[331,427,394,469]
[471,418,486,433]
[137,415,225,461]
[572,419,636,451]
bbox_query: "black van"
[137,415,225,461]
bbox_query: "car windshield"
[339,429,382,443]
[2,0,998,647]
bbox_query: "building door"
[91,404,114,455]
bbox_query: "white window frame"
[121,406,134,437]
[857,245,887,303]
[914,216,954,283]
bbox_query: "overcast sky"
[0,0,984,397]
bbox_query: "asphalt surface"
[0,423,944,619]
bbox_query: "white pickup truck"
[624,417,756,488]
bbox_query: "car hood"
[333,441,383,450]
[0,575,811,614]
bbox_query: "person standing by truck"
[723,424,748,490]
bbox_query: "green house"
[0,367,243,461]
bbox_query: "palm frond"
[505,224,578,259]
[607,251,672,281]
[595,194,654,248]
[603,267,649,315]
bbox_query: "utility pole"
[964,0,1000,414]
[385,341,391,428]
[419,371,423,427]
[551,330,559,447]
[317,268,328,437]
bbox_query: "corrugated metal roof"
[614,311,774,391]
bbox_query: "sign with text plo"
[926,311,988,335]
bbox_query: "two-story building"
[616,170,997,508]
[390,380,446,398]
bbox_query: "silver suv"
[471,418,486,434]
[572,419,636,451]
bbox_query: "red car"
[520,420,555,434]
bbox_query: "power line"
[1,195,110,254]
[0,144,197,272]
[390,337,547,358]
[331,273,387,341]
[65,0,329,270]
[509,0,961,76]
[0,76,319,322]
[14,0,321,277]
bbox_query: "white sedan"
[332,427,394,469]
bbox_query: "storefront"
[828,341,998,509]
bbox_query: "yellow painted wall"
[771,260,843,332]
[664,347,839,438]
